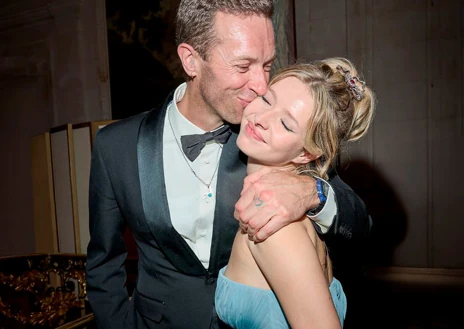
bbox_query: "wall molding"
[95,0,111,118]
[366,266,464,287]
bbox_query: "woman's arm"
[246,220,341,329]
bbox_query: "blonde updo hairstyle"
[269,57,375,180]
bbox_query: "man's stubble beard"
[199,66,244,125]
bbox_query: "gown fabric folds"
[215,266,347,329]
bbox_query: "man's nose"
[249,68,269,96]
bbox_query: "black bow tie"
[180,125,232,161]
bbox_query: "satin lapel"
[208,131,247,275]
[137,95,206,276]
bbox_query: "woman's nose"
[254,111,271,130]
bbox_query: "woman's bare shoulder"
[246,217,317,252]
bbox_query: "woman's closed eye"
[261,96,271,106]
[281,119,294,133]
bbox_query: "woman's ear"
[177,43,198,78]
[291,150,319,165]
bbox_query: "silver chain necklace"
[168,109,222,202]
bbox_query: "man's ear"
[291,150,319,165]
[177,43,198,78]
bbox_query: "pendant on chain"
[167,109,220,204]
[203,186,213,202]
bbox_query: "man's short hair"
[176,0,274,60]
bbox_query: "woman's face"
[237,76,315,167]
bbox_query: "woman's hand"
[234,167,320,242]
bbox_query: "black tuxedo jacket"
[86,93,370,329]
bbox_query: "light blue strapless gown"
[215,267,347,329]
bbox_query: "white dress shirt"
[163,83,337,269]
[164,83,223,269]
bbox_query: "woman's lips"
[245,122,264,142]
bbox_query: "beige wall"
[0,0,110,256]
[295,0,464,268]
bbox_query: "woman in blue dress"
[215,57,376,329]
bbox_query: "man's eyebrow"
[232,54,277,63]
[232,56,256,62]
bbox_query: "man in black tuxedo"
[86,1,371,328]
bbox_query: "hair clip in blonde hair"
[336,65,366,101]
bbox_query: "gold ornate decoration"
[0,254,88,327]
